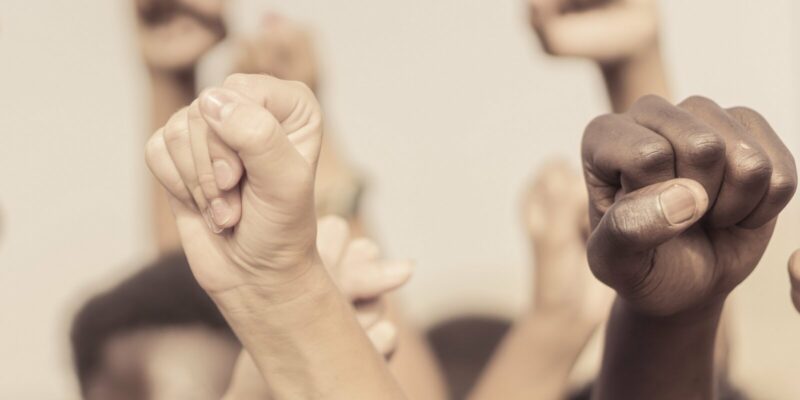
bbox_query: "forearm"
[600,44,669,112]
[147,70,195,253]
[385,300,449,400]
[593,298,723,400]
[213,261,405,400]
[468,311,592,400]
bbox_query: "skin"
[134,0,227,252]
[789,249,800,312]
[469,160,614,400]
[230,15,449,399]
[234,13,319,93]
[582,95,797,399]
[145,73,405,398]
[85,326,239,400]
[223,216,411,399]
[528,0,668,111]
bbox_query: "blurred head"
[71,253,237,399]
[136,0,227,71]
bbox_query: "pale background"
[1,0,798,398]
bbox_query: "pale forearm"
[600,44,670,112]
[469,311,591,400]
[213,262,405,400]
[594,298,722,400]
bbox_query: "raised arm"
[222,216,412,399]
[134,0,227,252]
[582,95,796,399]
[145,73,405,399]
[528,0,669,111]
[469,161,613,400]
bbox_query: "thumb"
[198,87,311,200]
[587,178,709,287]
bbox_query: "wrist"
[523,309,595,355]
[615,295,725,331]
[211,253,335,325]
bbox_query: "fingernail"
[213,160,235,189]
[210,198,232,227]
[203,208,223,234]
[659,185,697,225]
[200,90,236,123]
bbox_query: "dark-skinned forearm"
[593,298,723,400]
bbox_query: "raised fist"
[582,95,797,316]
[135,0,226,71]
[145,73,323,293]
[528,0,658,63]
[234,13,319,92]
[523,160,613,325]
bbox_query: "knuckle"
[223,73,254,89]
[163,118,188,144]
[681,132,726,165]
[584,114,622,141]
[144,133,164,165]
[679,95,716,111]
[197,172,219,193]
[632,137,674,173]
[631,94,667,111]
[727,106,763,128]
[288,79,314,95]
[605,207,640,248]
[167,177,189,199]
[767,173,798,204]
[231,106,277,144]
[733,150,773,186]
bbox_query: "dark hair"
[70,252,232,393]
[427,316,511,400]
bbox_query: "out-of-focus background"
[0,0,798,398]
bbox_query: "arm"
[233,16,448,398]
[145,74,405,398]
[148,71,196,252]
[222,216,412,399]
[595,299,721,399]
[385,300,450,400]
[469,161,612,400]
[133,0,226,252]
[600,44,669,112]
[528,0,669,112]
[469,311,593,400]
[582,95,797,399]
[216,263,404,399]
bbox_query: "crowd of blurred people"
[67,0,798,399]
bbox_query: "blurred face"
[136,0,227,71]
[84,326,239,400]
